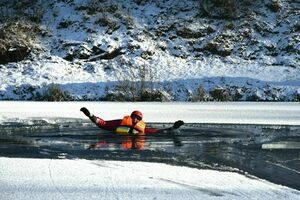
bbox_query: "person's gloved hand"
[80,107,91,117]
[173,120,184,129]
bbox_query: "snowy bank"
[0,0,299,101]
[0,157,299,200]
[0,101,299,125]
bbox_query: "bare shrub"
[0,20,42,64]
[210,87,231,101]
[0,0,44,23]
[85,0,134,31]
[115,65,145,101]
[86,0,118,14]
[192,85,209,101]
[38,84,72,101]
[296,93,300,102]
[200,0,259,19]
[105,63,165,101]
[209,86,245,101]
[201,0,237,19]
[133,0,149,6]
[139,89,166,102]
[267,0,281,12]
[95,14,120,34]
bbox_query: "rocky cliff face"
[0,0,299,101]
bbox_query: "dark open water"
[0,118,299,190]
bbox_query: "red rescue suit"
[93,116,157,134]
[93,115,148,150]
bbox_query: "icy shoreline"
[0,101,299,125]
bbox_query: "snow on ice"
[1,158,299,200]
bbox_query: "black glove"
[173,120,184,129]
[80,107,91,117]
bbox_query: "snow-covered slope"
[0,0,299,101]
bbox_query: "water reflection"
[88,134,146,150]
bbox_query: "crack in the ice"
[157,178,238,197]
[48,159,68,200]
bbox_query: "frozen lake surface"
[1,119,300,189]
[0,102,299,199]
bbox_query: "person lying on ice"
[80,107,184,134]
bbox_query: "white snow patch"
[0,157,299,200]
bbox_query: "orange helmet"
[131,110,143,120]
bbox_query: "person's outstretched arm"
[145,120,184,134]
